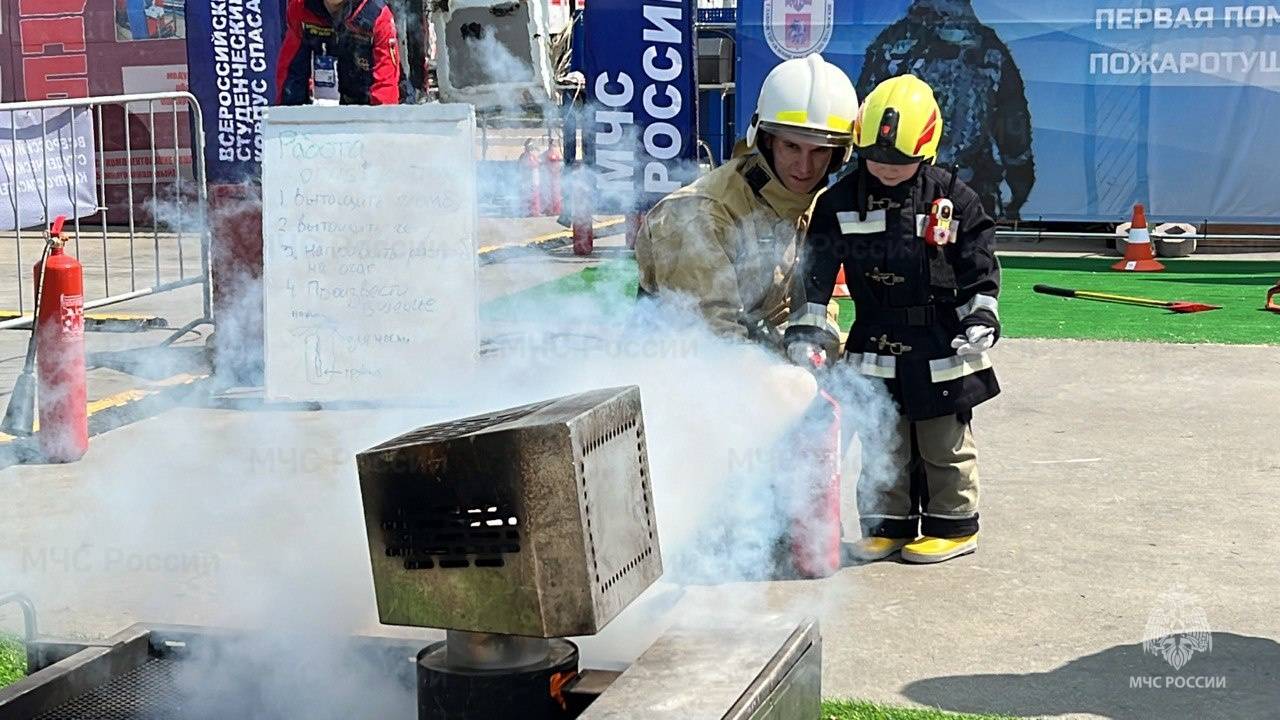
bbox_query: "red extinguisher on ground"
[35,216,88,462]
[789,387,843,578]
[540,140,563,217]
[624,211,644,250]
[571,163,594,256]
[517,139,543,216]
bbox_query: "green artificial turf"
[822,699,1022,720]
[994,256,1279,345]
[0,634,25,688]
[482,259,643,323]
[485,256,1280,346]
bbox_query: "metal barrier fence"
[0,92,211,335]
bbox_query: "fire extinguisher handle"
[50,215,66,238]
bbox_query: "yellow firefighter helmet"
[854,74,943,164]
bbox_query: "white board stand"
[260,104,479,403]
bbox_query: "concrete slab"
[1,338,1277,719]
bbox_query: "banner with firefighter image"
[738,0,1280,223]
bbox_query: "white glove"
[950,325,995,356]
[786,340,827,369]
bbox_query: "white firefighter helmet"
[746,54,859,151]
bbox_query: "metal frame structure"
[0,92,212,339]
[0,618,821,720]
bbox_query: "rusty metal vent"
[383,504,520,570]
[34,656,181,720]
[383,399,553,447]
[358,385,660,635]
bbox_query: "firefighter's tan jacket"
[635,152,819,344]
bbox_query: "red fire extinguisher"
[517,139,543,216]
[789,388,843,579]
[624,211,645,250]
[541,140,563,217]
[35,216,88,462]
[571,164,594,256]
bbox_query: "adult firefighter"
[858,0,1034,220]
[785,74,1001,564]
[277,0,414,106]
[634,54,858,346]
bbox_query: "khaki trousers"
[856,412,980,539]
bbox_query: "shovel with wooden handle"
[1033,284,1221,314]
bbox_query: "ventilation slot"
[384,505,520,571]
[386,399,553,446]
[584,418,639,455]
[599,545,654,595]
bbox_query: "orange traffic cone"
[1112,204,1164,272]
[834,267,849,298]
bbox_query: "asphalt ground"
[0,227,1277,719]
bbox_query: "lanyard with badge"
[923,166,960,247]
[313,42,340,105]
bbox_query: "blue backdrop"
[584,0,699,212]
[737,1,1280,222]
[186,0,287,185]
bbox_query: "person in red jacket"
[277,0,413,106]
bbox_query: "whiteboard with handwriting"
[261,105,478,402]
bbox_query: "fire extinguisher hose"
[0,218,61,436]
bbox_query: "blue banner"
[583,0,699,212]
[185,0,287,185]
[735,1,1280,223]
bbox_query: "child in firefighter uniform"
[785,74,1001,564]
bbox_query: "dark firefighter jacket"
[786,162,1001,421]
[277,0,412,106]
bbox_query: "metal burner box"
[356,386,662,638]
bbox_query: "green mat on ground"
[483,256,1280,345]
[822,699,1020,720]
[0,635,24,688]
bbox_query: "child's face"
[866,159,922,187]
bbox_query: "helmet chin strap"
[756,130,779,176]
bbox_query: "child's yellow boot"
[901,534,978,564]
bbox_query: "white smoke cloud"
[0,8,910,709]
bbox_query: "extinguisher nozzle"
[1,371,37,437]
